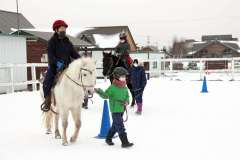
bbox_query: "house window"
[201,49,208,54]
[152,61,158,69]
[224,49,232,53]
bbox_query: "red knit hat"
[52,20,68,31]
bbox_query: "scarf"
[112,79,126,88]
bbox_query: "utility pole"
[155,42,159,52]
[147,35,150,59]
[147,35,150,47]
[16,0,20,35]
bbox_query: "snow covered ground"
[1,77,240,160]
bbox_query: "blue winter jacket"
[129,66,147,94]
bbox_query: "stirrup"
[40,100,50,112]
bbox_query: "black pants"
[109,113,126,135]
[43,68,56,98]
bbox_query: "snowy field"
[1,76,240,160]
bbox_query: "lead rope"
[123,104,128,122]
[115,99,129,122]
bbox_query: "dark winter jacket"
[115,42,133,68]
[129,66,147,94]
[47,33,80,74]
[115,42,130,58]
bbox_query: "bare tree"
[171,38,188,58]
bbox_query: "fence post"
[231,59,235,80]
[170,60,173,72]
[31,65,37,91]
[159,59,162,77]
[10,65,14,93]
[200,60,204,80]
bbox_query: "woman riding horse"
[42,20,80,110]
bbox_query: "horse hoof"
[46,129,52,134]
[55,135,61,139]
[62,142,68,146]
[70,137,77,143]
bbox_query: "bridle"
[65,68,95,98]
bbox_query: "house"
[139,45,160,53]
[77,26,137,77]
[186,35,240,58]
[185,35,240,69]
[130,52,166,78]
[11,29,93,84]
[0,10,34,34]
[77,26,137,51]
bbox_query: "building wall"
[195,43,239,58]
[193,42,239,69]
[130,53,165,77]
[206,43,226,55]
[0,35,27,93]
[91,51,104,78]
[26,38,48,81]
[27,39,47,63]
[126,32,137,52]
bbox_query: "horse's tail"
[39,72,56,132]
[41,94,56,131]
[42,110,54,131]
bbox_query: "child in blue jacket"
[129,59,147,115]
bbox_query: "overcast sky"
[1,0,240,48]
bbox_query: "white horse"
[41,57,96,146]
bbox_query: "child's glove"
[56,60,65,72]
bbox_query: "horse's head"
[102,51,113,76]
[68,57,96,96]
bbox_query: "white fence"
[0,62,104,94]
[142,57,240,80]
[0,63,48,93]
[1,57,240,93]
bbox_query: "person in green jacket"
[95,67,134,148]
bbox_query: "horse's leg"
[127,82,135,106]
[54,113,61,139]
[70,107,81,143]
[130,90,135,107]
[61,111,69,146]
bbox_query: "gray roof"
[77,26,136,48]
[202,35,238,41]
[13,30,93,47]
[79,26,129,35]
[0,10,34,34]
[191,40,240,55]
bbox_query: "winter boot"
[119,133,134,148]
[105,130,116,145]
[136,103,142,115]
